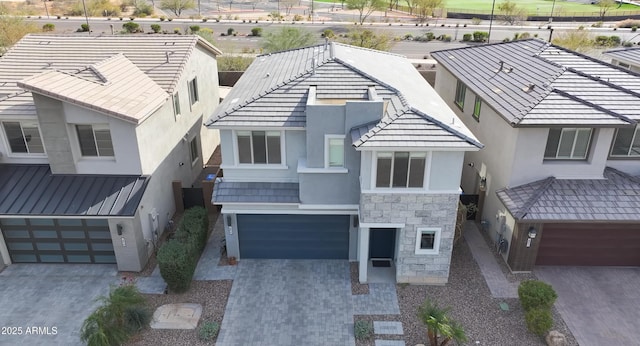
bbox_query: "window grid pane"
[420,232,435,250]
[266,134,281,164]
[473,96,481,120]
[392,152,409,187]
[237,134,252,163]
[173,93,181,115]
[76,125,98,156]
[3,121,28,153]
[94,128,114,157]
[557,129,576,158]
[408,157,426,188]
[190,137,199,163]
[328,138,344,167]
[376,156,392,188]
[252,131,267,164]
[573,129,591,159]
[455,80,466,109]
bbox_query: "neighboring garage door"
[536,223,640,266]
[0,218,116,264]
[237,214,350,259]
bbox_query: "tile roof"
[431,39,640,127]
[604,47,640,67]
[212,181,300,204]
[0,164,148,216]
[18,54,168,124]
[0,34,220,121]
[207,43,481,150]
[496,167,640,221]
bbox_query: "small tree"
[150,24,162,33]
[415,0,445,23]
[552,30,595,53]
[418,299,467,346]
[262,27,317,53]
[341,29,394,51]
[42,23,55,32]
[497,0,526,25]
[597,0,616,20]
[0,16,39,54]
[122,22,140,33]
[346,0,386,24]
[282,0,297,15]
[160,0,195,17]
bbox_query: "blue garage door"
[237,214,350,259]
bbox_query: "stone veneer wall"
[360,193,459,284]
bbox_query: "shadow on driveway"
[0,264,118,346]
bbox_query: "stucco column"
[358,227,369,283]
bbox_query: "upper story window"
[473,96,481,121]
[544,128,592,160]
[454,80,466,110]
[189,136,199,165]
[376,152,426,188]
[237,131,281,164]
[326,135,345,168]
[2,121,45,155]
[76,124,114,157]
[610,126,640,157]
[173,92,181,117]
[188,78,199,106]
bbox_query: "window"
[610,126,640,157]
[326,136,344,168]
[189,137,199,164]
[376,152,426,188]
[2,121,45,154]
[454,80,466,110]
[415,228,441,255]
[76,124,114,157]
[173,92,181,116]
[188,78,199,106]
[618,62,631,70]
[544,128,592,160]
[473,96,481,121]
[237,131,281,164]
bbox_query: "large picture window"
[76,124,114,157]
[610,126,640,157]
[376,152,426,188]
[2,121,45,154]
[237,131,281,164]
[544,128,592,160]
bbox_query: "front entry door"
[369,228,396,259]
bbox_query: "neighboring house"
[206,43,482,284]
[432,39,640,272]
[0,34,222,271]
[605,47,640,73]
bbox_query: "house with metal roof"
[0,34,222,271]
[206,42,482,284]
[432,39,640,272]
[605,47,640,73]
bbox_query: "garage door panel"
[238,214,349,259]
[536,223,640,266]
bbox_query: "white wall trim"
[221,206,356,215]
[359,222,406,228]
[231,129,286,166]
[297,159,348,174]
[325,134,346,169]
[360,189,461,195]
[298,204,359,210]
[415,227,441,255]
[356,146,479,152]
[0,215,136,219]
[220,164,290,170]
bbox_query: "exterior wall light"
[526,226,537,248]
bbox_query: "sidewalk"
[463,221,518,298]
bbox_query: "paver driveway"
[0,264,118,346]
[216,260,355,346]
[536,266,640,346]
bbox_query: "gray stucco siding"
[299,172,360,205]
[306,104,345,168]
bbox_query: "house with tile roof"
[432,39,640,271]
[605,47,640,73]
[206,42,482,284]
[0,34,222,271]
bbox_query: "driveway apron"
[216,260,355,346]
[536,266,640,346]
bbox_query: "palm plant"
[417,299,467,346]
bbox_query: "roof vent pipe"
[498,60,504,72]
[166,51,170,63]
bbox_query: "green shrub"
[518,280,557,311]
[441,34,452,42]
[78,24,90,32]
[198,321,220,341]
[174,28,181,34]
[462,33,472,42]
[525,308,553,336]
[174,206,208,252]
[133,2,153,16]
[150,24,161,33]
[633,26,638,32]
[595,35,609,45]
[158,240,197,292]
[227,27,235,36]
[251,27,263,37]
[322,29,334,38]
[471,17,481,25]
[42,23,55,32]
[473,31,488,42]
[608,35,621,46]
[354,320,373,340]
[190,25,200,33]
[122,22,140,33]
[123,305,151,333]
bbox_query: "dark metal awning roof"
[0,164,148,217]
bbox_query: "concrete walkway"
[463,221,518,298]
[536,266,640,346]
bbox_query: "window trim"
[544,128,592,161]
[173,92,181,118]
[233,129,285,166]
[75,124,114,158]
[472,95,481,121]
[454,80,466,110]
[188,77,199,108]
[1,120,46,157]
[189,136,199,166]
[415,227,441,255]
[609,126,640,158]
[324,134,345,169]
[373,151,428,189]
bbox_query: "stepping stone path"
[150,303,202,329]
[374,321,405,346]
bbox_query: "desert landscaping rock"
[151,303,203,329]
[546,330,567,346]
[374,321,404,335]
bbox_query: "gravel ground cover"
[351,262,370,295]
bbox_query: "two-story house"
[432,39,640,272]
[0,34,221,271]
[605,47,640,73]
[206,43,482,284]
